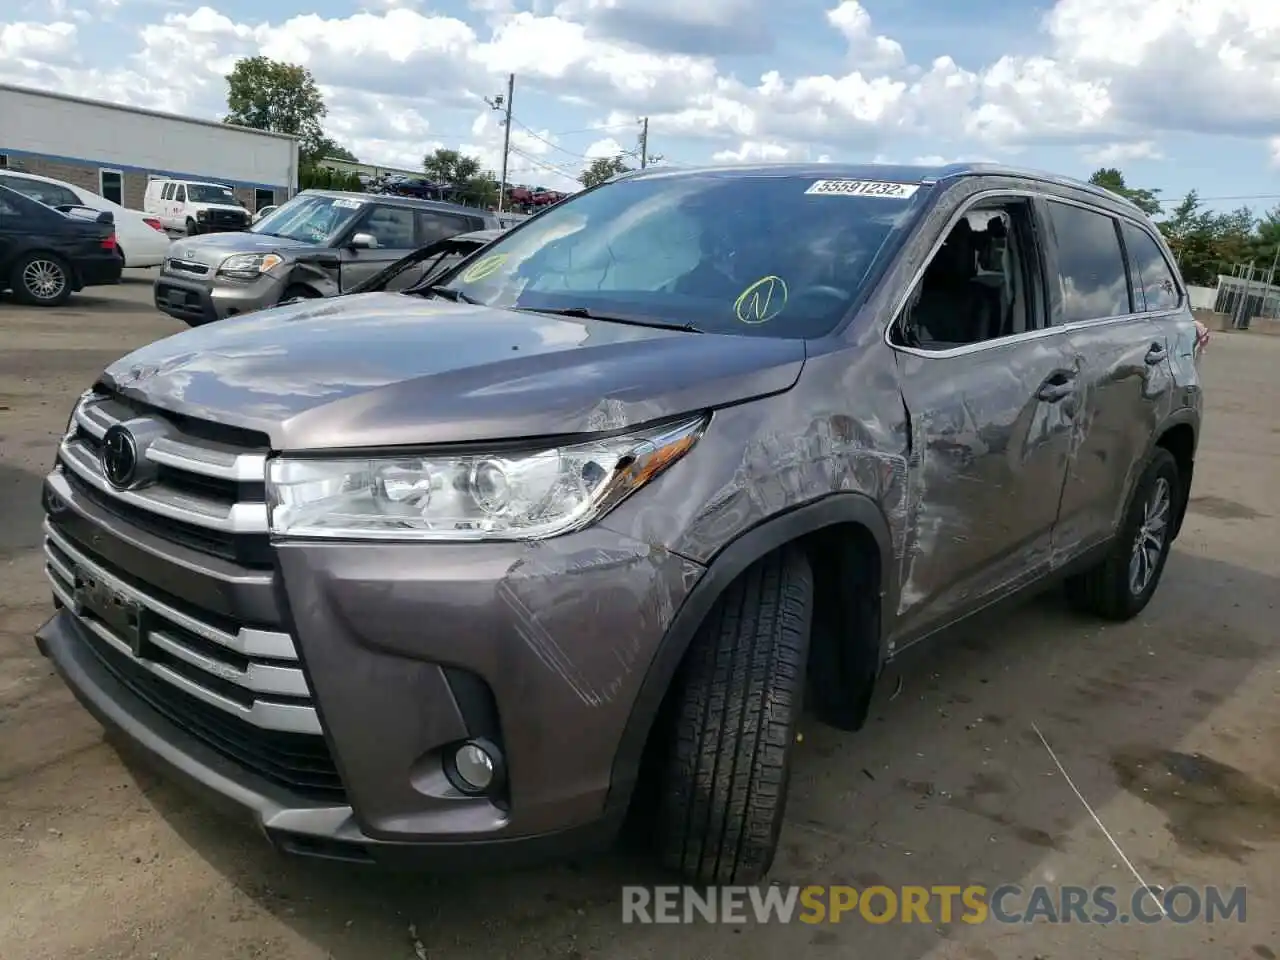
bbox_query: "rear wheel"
[656,547,813,884]
[10,253,72,306]
[185,217,198,236]
[1065,448,1179,621]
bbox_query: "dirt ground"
[1,275,1277,959]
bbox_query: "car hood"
[100,294,806,449]
[171,231,321,267]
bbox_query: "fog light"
[455,744,494,790]
[445,738,505,796]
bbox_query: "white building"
[0,83,298,213]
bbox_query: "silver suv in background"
[153,190,498,326]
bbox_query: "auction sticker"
[332,197,365,209]
[805,179,919,199]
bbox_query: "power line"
[1157,193,1280,205]
[508,117,591,161]
[508,146,580,180]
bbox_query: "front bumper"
[38,464,703,866]
[154,269,286,325]
[36,609,619,869]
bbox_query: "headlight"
[266,415,707,541]
[218,252,283,280]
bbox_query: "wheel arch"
[1150,412,1198,540]
[605,493,897,820]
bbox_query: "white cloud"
[0,20,77,61]
[1082,140,1165,164]
[6,0,1280,192]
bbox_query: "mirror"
[349,231,378,249]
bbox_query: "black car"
[0,185,123,307]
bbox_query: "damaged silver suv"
[37,162,1203,884]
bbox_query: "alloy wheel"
[23,259,67,301]
[1128,476,1170,596]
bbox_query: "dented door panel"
[889,333,1078,640]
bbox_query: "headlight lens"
[266,414,707,541]
[219,252,283,279]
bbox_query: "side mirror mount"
[349,232,378,250]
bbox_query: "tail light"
[101,231,116,251]
[143,217,164,232]
[1193,319,1210,364]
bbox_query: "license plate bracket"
[74,571,149,656]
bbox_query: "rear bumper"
[76,255,123,288]
[36,608,622,870]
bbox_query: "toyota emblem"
[101,424,139,489]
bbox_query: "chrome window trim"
[884,186,1186,361]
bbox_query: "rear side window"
[0,176,79,208]
[161,183,173,200]
[417,210,473,244]
[1121,221,1181,313]
[1046,200,1131,324]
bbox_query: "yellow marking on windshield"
[460,254,508,283]
[734,275,788,324]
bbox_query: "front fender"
[603,493,897,819]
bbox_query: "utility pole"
[639,117,648,169]
[485,73,514,214]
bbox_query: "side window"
[161,183,173,200]
[0,177,77,208]
[417,211,472,244]
[1045,201,1131,324]
[893,199,1038,349]
[175,185,186,203]
[0,195,19,217]
[362,205,416,248]
[1121,221,1181,313]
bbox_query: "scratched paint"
[497,538,701,707]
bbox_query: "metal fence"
[1213,266,1280,329]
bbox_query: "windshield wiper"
[417,284,481,304]
[516,306,702,333]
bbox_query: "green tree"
[1088,167,1162,216]
[422,148,497,207]
[579,155,632,189]
[223,56,357,167]
[1154,190,1259,286]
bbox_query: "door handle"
[1144,342,1167,365]
[1036,370,1076,403]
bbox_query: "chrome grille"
[62,392,268,535]
[45,389,345,805]
[164,258,209,276]
[43,521,319,734]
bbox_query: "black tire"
[185,218,198,236]
[657,547,813,885]
[1065,448,1180,621]
[116,246,126,269]
[10,252,73,307]
[281,285,320,303]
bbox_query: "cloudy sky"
[3,0,1279,204]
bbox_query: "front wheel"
[1065,447,1180,621]
[656,547,813,884]
[10,253,72,306]
[185,217,198,236]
